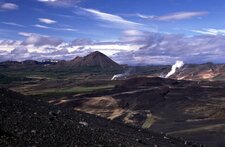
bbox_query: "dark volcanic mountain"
[69,51,120,68]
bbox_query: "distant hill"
[0,59,59,67]
[0,61,21,65]
[22,60,39,65]
[68,51,120,68]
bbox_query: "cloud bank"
[1,30,225,65]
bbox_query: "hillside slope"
[170,63,225,81]
[0,88,199,147]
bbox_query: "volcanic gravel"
[0,88,202,147]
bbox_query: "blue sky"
[0,0,225,64]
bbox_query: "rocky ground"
[0,88,202,147]
[53,77,225,147]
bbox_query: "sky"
[1,0,225,65]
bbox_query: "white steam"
[111,74,126,80]
[111,69,133,80]
[165,60,184,78]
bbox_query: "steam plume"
[111,74,126,80]
[111,68,132,80]
[165,60,184,78]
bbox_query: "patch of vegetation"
[0,65,124,80]
[27,85,115,96]
[0,74,31,84]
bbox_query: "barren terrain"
[1,55,225,146]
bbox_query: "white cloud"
[18,32,48,37]
[2,22,25,27]
[0,40,22,53]
[33,24,77,32]
[121,30,151,43]
[58,28,77,32]
[137,11,208,21]
[68,44,141,56]
[34,24,50,29]
[115,33,225,64]
[136,13,155,19]
[38,0,58,1]
[192,28,225,35]
[70,39,92,46]
[158,12,208,21]
[11,47,29,54]
[0,3,18,10]
[37,0,80,7]
[22,34,63,47]
[81,8,143,29]
[18,32,35,37]
[0,40,21,46]
[133,55,176,65]
[38,18,57,24]
[123,30,145,36]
